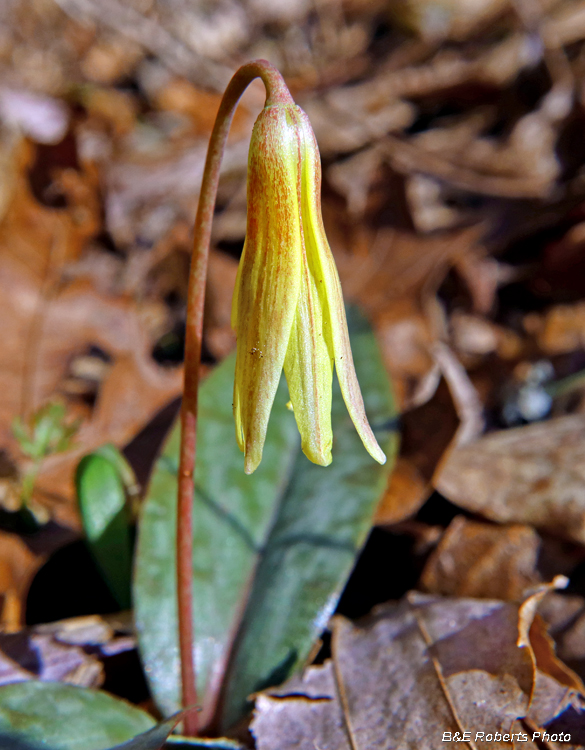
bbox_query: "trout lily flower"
[232,103,386,474]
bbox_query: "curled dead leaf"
[252,587,584,749]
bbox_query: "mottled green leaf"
[134,309,398,731]
[107,713,182,750]
[134,354,299,730]
[0,681,154,750]
[107,714,244,750]
[77,447,133,609]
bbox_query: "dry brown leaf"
[0,531,44,632]
[253,662,350,750]
[420,517,542,600]
[375,377,459,525]
[330,225,483,409]
[526,301,585,355]
[520,580,585,738]
[252,590,584,749]
[388,0,510,41]
[555,611,585,685]
[0,630,103,688]
[204,249,238,361]
[0,612,137,689]
[530,614,585,694]
[302,90,414,156]
[152,77,252,138]
[374,455,430,525]
[538,592,585,687]
[450,312,500,356]
[79,86,138,138]
[435,414,585,543]
[0,142,182,527]
[335,227,479,319]
[373,298,438,408]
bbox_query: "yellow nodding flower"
[231,103,386,474]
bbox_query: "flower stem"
[177,59,293,737]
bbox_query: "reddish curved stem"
[177,60,293,737]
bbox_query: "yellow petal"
[283,235,333,466]
[233,376,245,453]
[233,106,303,474]
[230,239,245,333]
[296,108,386,466]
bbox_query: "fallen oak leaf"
[0,149,182,527]
[252,587,585,750]
[12,280,182,529]
[0,140,99,445]
[253,598,525,749]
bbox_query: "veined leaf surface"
[134,309,398,732]
[0,681,154,750]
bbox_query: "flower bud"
[232,103,386,474]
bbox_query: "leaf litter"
[252,582,584,750]
[3,0,585,746]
